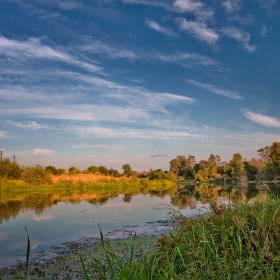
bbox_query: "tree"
[230,153,244,178]
[45,166,57,175]
[0,158,22,179]
[122,164,132,177]
[269,142,280,163]
[257,146,271,163]
[87,165,99,174]
[98,166,109,176]
[244,161,258,181]
[21,164,52,185]
[68,166,80,174]
[109,168,121,178]
[169,155,195,179]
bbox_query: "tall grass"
[84,198,280,279]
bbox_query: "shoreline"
[0,219,172,279]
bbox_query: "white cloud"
[173,0,203,12]
[0,131,10,138]
[79,40,138,60]
[67,125,202,139]
[221,27,256,52]
[0,36,103,73]
[260,25,272,37]
[187,80,243,99]
[145,19,175,36]
[222,0,242,13]
[176,18,219,44]
[157,52,220,68]
[6,120,50,130]
[32,149,58,158]
[243,111,280,127]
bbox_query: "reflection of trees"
[0,184,176,222]
[123,194,132,203]
[170,187,197,210]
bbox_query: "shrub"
[21,165,52,185]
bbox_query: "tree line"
[169,142,280,182]
[1,142,279,184]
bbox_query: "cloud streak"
[187,80,243,99]
[176,18,219,44]
[0,35,103,73]
[243,111,280,127]
[145,19,175,36]
[221,27,256,52]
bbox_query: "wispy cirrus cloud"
[79,40,138,60]
[0,35,103,73]
[145,19,175,36]
[173,0,203,12]
[157,52,220,69]
[221,27,256,52]
[260,25,272,37]
[243,111,280,127]
[176,18,219,44]
[6,120,50,130]
[187,80,243,99]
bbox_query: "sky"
[0,0,280,172]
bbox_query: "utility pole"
[12,155,16,163]
[0,151,3,161]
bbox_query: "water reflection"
[1,183,280,222]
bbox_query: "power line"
[0,151,3,161]
[12,155,16,163]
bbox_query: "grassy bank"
[86,198,280,279]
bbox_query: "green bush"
[21,165,52,185]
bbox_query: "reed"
[84,198,280,279]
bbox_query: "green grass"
[83,198,280,279]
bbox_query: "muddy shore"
[0,220,171,279]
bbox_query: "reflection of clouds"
[0,232,10,241]
[33,212,56,221]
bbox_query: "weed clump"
[88,199,280,279]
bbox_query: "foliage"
[244,161,258,181]
[98,165,109,176]
[68,166,81,174]
[169,155,195,179]
[0,158,22,180]
[87,165,99,174]
[122,164,133,177]
[21,164,52,185]
[45,165,57,175]
[88,198,280,279]
[230,153,244,178]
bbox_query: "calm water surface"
[0,183,274,268]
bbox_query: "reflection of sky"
[0,194,207,268]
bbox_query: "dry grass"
[52,174,127,183]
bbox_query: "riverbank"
[2,196,280,279]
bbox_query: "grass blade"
[80,255,91,280]
[24,226,30,277]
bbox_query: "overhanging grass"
[87,198,280,279]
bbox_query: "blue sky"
[0,0,280,171]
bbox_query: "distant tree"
[122,164,132,177]
[0,158,22,179]
[169,155,195,179]
[258,145,271,163]
[68,166,80,174]
[56,168,66,175]
[109,168,121,178]
[98,165,109,176]
[230,153,244,178]
[45,166,57,175]
[21,164,52,185]
[244,161,258,181]
[269,142,280,163]
[87,165,99,174]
